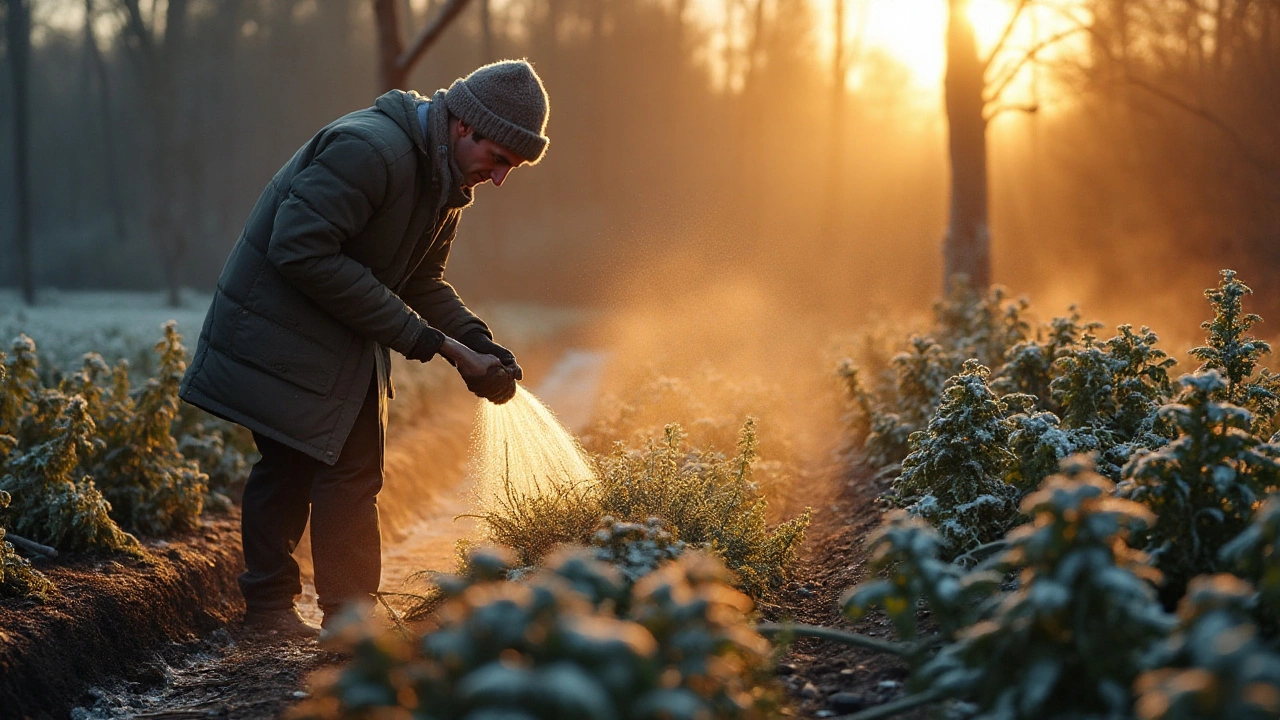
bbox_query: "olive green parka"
[180,90,488,465]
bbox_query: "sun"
[842,0,1082,98]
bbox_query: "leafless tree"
[372,0,472,91]
[82,0,127,247]
[942,0,1078,291]
[116,0,192,307]
[5,0,34,305]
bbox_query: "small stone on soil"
[800,682,820,699]
[775,662,797,676]
[828,692,865,713]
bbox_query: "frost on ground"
[0,289,211,375]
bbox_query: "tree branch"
[756,622,915,657]
[117,0,157,64]
[983,25,1086,105]
[1123,73,1280,188]
[982,0,1031,72]
[398,0,472,72]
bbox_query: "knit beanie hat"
[444,60,550,164]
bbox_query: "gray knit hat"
[444,60,550,163]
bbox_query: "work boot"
[243,606,321,640]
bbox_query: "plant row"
[816,270,1280,718]
[0,323,251,599]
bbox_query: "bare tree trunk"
[84,0,128,246]
[119,0,192,307]
[942,0,990,291]
[373,0,472,92]
[479,0,493,62]
[6,0,35,305]
[373,0,408,90]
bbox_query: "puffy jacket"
[180,90,488,464]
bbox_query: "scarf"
[422,90,474,212]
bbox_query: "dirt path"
[71,351,609,720]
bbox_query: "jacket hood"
[375,89,432,157]
[375,88,473,210]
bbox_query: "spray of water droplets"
[471,385,596,504]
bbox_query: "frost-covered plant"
[1002,399,1076,495]
[0,397,140,555]
[1052,325,1175,436]
[473,420,809,599]
[0,336,41,439]
[174,401,254,507]
[915,459,1173,718]
[0,489,55,600]
[991,308,1102,413]
[1190,269,1280,439]
[891,336,962,434]
[933,280,1032,370]
[890,360,1020,556]
[1219,494,1280,634]
[295,548,778,720]
[90,322,206,535]
[840,510,1002,642]
[1117,371,1280,602]
[1049,324,1177,479]
[590,516,686,586]
[1134,574,1280,720]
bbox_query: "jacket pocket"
[228,306,342,396]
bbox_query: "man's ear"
[456,119,473,138]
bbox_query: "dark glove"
[465,365,517,404]
[460,330,523,381]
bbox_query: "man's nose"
[491,166,512,187]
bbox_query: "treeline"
[2,0,1279,321]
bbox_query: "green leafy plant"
[594,421,809,598]
[914,459,1174,718]
[1134,574,1280,720]
[1117,371,1280,602]
[295,548,778,720]
[889,360,1021,556]
[473,420,810,599]
[0,489,55,600]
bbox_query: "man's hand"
[439,336,517,404]
[459,331,523,382]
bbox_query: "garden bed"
[0,515,243,719]
[764,462,929,719]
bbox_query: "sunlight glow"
[821,0,1090,110]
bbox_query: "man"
[179,60,550,638]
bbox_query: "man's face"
[451,120,527,189]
